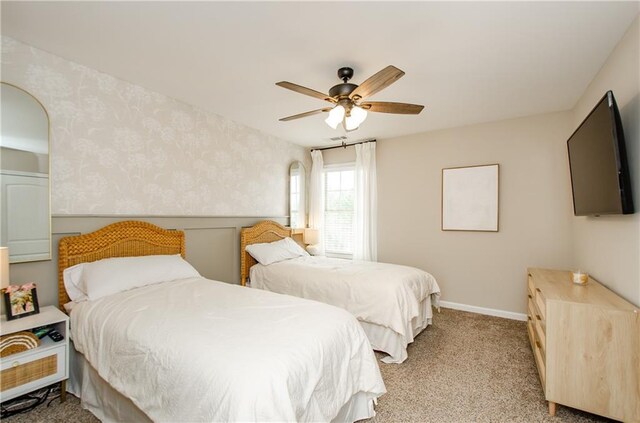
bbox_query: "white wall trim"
[439,300,527,321]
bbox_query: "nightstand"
[0,306,69,403]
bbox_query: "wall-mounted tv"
[567,90,634,216]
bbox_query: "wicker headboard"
[58,220,185,310]
[240,220,291,286]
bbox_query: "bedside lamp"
[303,228,319,246]
[0,247,9,290]
[303,229,323,256]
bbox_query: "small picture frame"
[3,283,40,321]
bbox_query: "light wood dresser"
[527,268,640,421]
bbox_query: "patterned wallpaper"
[1,36,307,216]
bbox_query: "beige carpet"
[3,308,613,423]
[371,308,612,422]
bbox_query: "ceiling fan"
[276,65,424,132]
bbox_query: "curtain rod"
[310,139,376,152]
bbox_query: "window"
[323,165,355,256]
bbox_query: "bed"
[58,220,386,422]
[241,220,441,364]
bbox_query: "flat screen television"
[567,90,634,216]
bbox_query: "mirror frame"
[289,161,307,229]
[0,81,52,263]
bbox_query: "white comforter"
[250,257,441,355]
[70,277,386,422]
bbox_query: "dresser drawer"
[527,274,535,299]
[0,345,66,396]
[534,286,546,319]
[529,299,546,353]
[534,315,546,354]
[529,273,547,318]
[526,319,535,350]
[533,334,546,389]
[527,298,536,320]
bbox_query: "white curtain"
[353,142,377,261]
[308,150,325,254]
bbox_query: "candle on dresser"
[571,271,588,285]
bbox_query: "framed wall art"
[442,164,499,232]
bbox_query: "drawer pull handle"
[536,314,541,321]
[527,315,532,321]
[535,340,542,349]
[527,294,532,299]
[536,288,542,293]
[12,361,20,368]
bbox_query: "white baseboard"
[439,300,527,321]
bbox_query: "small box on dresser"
[526,268,640,422]
[0,306,69,403]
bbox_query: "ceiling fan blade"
[360,101,424,114]
[279,108,333,122]
[276,81,335,103]
[350,65,405,100]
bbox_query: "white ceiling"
[2,2,638,148]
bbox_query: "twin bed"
[59,219,440,421]
[59,221,385,422]
[241,220,441,364]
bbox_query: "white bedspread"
[70,277,386,422]
[250,257,441,360]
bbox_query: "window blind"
[323,166,354,255]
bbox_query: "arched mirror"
[0,82,51,263]
[289,161,306,229]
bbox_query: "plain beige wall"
[321,146,357,165]
[377,112,576,314]
[324,111,575,314]
[570,16,639,306]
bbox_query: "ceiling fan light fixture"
[344,116,359,131]
[345,106,368,131]
[351,106,367,124]
[325,105,345,129]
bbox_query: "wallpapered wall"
[1,36,306,216]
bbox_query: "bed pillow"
[282,237,310,257]
[79,254,201,301]
[63,263,89,302]
[245,237,309,266]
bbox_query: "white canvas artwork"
[442,164,499,231]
